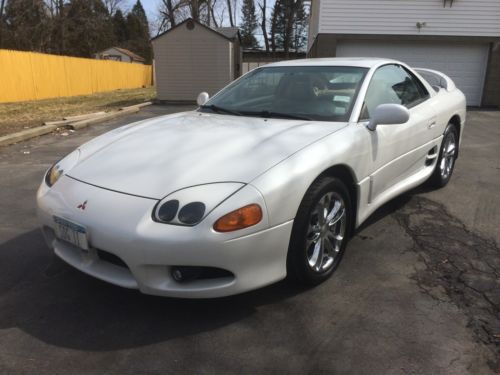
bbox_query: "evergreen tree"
[292,0,308,52]
[270,0,285,51]
[270,0,308,54]
[240,0,259,49]
[131,0,148,31]
[112,9,127,43]
[65,0,114,57]
[2,0,52,52]
[124,0,152,63]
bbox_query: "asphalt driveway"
[0,106,498,374]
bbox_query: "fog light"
[172,268,184,282]
[171,266,202,282]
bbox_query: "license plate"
[53,216,89,250]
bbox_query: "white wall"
[317,0,500,37]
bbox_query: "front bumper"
[36,176,293,298]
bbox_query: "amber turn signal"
[213,204,263,232]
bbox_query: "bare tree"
[226,0,234,26]
[258,0,269,52]
[158,0,184,30]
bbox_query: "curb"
[120,101,152,111]
[0,105,148,147]
[0,125,58,147]
[70,107,140,130]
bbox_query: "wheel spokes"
[308,239,324,270]
[305,192,347,273]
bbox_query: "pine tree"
[270,0,308,54]
[65,0,114,57]
[125,0,152,63]
[2,0,52,52]
[292,0,307,52]
[270,0,286,51]
[240,0,259,49]
[113,9,128,43]
[131,0,148,32]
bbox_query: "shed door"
[336,41,489,106]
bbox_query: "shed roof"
[215,27,239,40]
[151,18,239,42]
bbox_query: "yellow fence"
[0,49,153,103]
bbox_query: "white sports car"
[37,58,466,298]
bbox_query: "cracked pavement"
[0,107,498,374]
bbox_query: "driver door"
[361,64,437,203]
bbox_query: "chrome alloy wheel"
[306,192,346,273]
[440,131,457,180]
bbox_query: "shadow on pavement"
[0,185,433,353]
[0,229,310,351]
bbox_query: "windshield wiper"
[200,104,242,116]
[245,110,312,121]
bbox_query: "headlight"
[45,150,80,187]
[153,183,244,225]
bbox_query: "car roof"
[264,57,399,69]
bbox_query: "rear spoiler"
[413,68,456,92]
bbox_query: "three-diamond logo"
[77,200,88,210]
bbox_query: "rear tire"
[428,123,458,188]
[287,177,352,285]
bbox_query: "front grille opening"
[171,266,234,283]
[97,249,129,269]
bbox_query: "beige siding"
[153,23,233,101]
[318,0,500,37]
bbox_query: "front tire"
[429,123,458,188]
[287,177,352,285]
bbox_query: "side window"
[360,64,429,120]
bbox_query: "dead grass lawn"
[0,87,156,137]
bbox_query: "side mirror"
[366,103,410,131]
[197,92,210,106]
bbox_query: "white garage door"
[336,41,489,106]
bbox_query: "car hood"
[68,111,347,199]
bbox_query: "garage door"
[336,41,489,106]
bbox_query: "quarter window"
[361,64,429,120]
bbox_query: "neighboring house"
[94,47,146,64]
[152,18,241,102]
[307,0,500,107]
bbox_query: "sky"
[126,0,159,21]
[125,0,248,31]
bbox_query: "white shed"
[152,19,241,103]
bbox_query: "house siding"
[152,22,233,102]
[308,0,321,49]
[318,0,500,37]
[95,48,133,63]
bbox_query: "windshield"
[200,66,368,121]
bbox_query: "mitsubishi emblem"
[77,200,88,210]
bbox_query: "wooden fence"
[0,49,153,103]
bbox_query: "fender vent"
[426,146,439,166]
